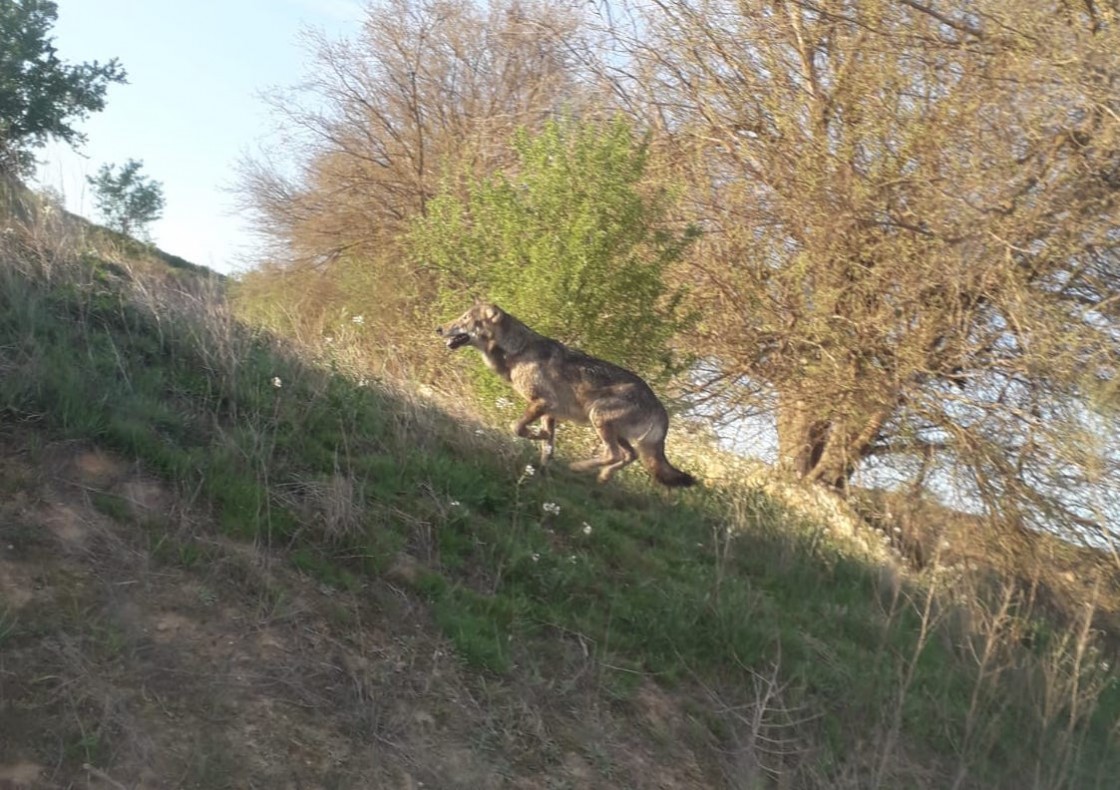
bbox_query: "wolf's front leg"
[512,403,557,467]
[538,415,556,467]
[511,400,549,440]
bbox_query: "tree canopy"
[0,0,126,174]
[87,159,165,239]
[598,0,1120,535]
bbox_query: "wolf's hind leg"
[569,454,608,472]
[596,431,637,483]
[571,421,636,482]
[570,433,612,472]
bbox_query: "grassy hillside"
[1,185,1118,788]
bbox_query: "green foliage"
[412,117,697,383]
[0,0,126,174]
[86,158,165,239]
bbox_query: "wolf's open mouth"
[446,332,470,350]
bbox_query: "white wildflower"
[449,500,461,508]
[581,522,592,535]
[351,314,365,325]
[530,552,540,563]
[568,555,578,564]
[542,502,561,516]
[524,464,536,477]
[357,377,369,388]
[271,377,282,388]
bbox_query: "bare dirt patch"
[71,449,128,488]
[0,558,34,609]
[0,761,43,789]
[35,501,93,547]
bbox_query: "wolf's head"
[436,302,505,351]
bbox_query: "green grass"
[1,237,1118,789]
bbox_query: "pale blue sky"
[33,0,365,273]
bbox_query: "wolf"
[436,303,696,487]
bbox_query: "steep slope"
[0,186,1118,788]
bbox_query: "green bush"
[411,117,697,387]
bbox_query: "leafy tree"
[87,159,165,239]
[599,0,1120,537]
[0,0,126,174]
[411,117,696,384]
[234,0,599,374]
[240,0,593,269]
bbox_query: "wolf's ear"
[481,304,501,322]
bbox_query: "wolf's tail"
[639,440,697,488]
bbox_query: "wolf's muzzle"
[436,325,471,349]
[445,332,470,350]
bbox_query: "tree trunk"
[777,393,888,492]
[777,396,830,477]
